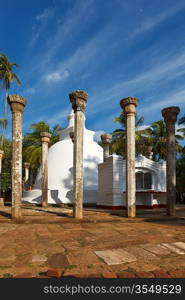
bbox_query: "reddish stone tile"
[46,268,64,278]
[152,270,171,278]
[168,270,185,278]
[135,271,154,278]
[14,273,33,278]
[117,271,136,278]
[102,272,117,278]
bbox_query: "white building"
[22,112,103,205]
[97,154,166,209]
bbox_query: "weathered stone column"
[101,134,112,162]
[120,97,138,218]
[0,150,4,206]
[161,106,180,216]
[69,90,88,219]
[0,150,4,174]
[24,162,30,190]
[40,132,51,208]
[8,95,27,219]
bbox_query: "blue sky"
[1,0,185,138]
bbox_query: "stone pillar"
[101,134,112,162]
[7,94,27,219]
[0,150,4,174]
[69,90,88,219]
[120,97,138,218]
[145,146,153,160]
[0,150,4,206]
[162,106,180,216]
[24,162,30,190]
[40,132,51,208]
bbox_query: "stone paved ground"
[0,204,185,278]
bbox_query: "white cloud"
[45,70,69,83]
[131,3,185,38]
[47,108,70,126]
[93,130,105,142]
[23,87,36,95]
[139,89,185,115]
[36,8,54,21]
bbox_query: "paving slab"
[161,243,185,255]
[94,249,137,265]
[139,243,172,255]
[124,246,157,260]
[32,255,47,263]
[172,242,185,251]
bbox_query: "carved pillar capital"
[120,97,138,115]
[101,134,112,144]
[24,162,30,169]
[69,90,88,113]
[7,94,27,113]
[40,132,51,143]
[162,106,180,124]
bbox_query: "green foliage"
[23,121,63,169]
[3,273,13,278]
[0,53,21,90]
[0,53,21,148]
[110,111,150,157]
[0,138,11,192]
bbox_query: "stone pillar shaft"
[40,132,51,208]
[8,95,27,219]
[69,90,88,219]
[0,152,3,174]
[120,97,138,218]
[24,162,30,186]
[74,111,84,219]
[0,150,4,204]
[101,134,112,162]
[126,112,136,217]
[162,106,180,216]
[25,168,29,182]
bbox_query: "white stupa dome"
[22,111,103,205]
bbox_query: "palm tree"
[146,119,184,161]
[0,53,21,148]
[110,111,150,157]
[177,114,185,138]
[23,121,63,185]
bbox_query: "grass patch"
[66,265,77,270]
[87,264,94,269]
[3,273,13,278]
[27,264,34,268]
[126,267,136,273]
[97,257,105,263]
[0,265,12,270]
[16,253,31,257]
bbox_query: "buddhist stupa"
[22,111,103,204]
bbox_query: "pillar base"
[11,208,22,219]
[42,202,48,208]
[73,210,83,220]
[167,209,176,216]
[0,198,4,207]
[127,205,136,218]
